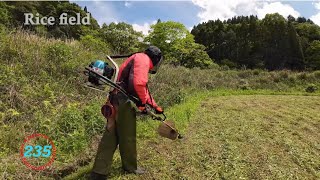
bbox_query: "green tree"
[295,23,320,51]
[286,22,305,69]
[146,21,215,68]
[287,15,296,22]
[145,21,189,54]
[80,35,110,53]
[2,1,99,39]
[261,13,288,70]
[100,22,143,54]
[170,34,215,69]
[192,16,263,69]
[0,2,11,26]
[297,17,307,23]
[191,13,319,70]
[305,40,320,70]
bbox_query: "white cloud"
[311,2,320,26]
[92,1,119,26]
[311,13,320,25]
[315,2,320,10]
[124,1,132,8]
[192,0,300,22]
[132,21,157,35]
[256,2,300,19]
[192,0,255,22]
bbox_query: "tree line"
[0,1,213,69]
[1,1,319,70]
[191,14,320,70]
[0,1,99,39]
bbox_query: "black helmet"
[145,46,163,74]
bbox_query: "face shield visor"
[149,56,164,74]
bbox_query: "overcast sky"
[73,0,320,35]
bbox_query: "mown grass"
[66,90,320,179]
[135,95,319,179]
[190,95,320,179]
[1,30,320,179]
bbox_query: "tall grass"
[0,30,108,174]
[150,65,320,107]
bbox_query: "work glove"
[138,105,147,114]
[155,106,164,114]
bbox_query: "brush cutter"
[83,55,182,140]
[144,104,183,140]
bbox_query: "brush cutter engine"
[83,55,120,93]
[88,60,115,86]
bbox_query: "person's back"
[117,52,157,107]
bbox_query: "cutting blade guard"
[144,105,183,140]
[157,120,180,140]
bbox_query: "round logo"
[20,133,56,170]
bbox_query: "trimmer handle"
[149,112,166,121]
[145,104,166,121]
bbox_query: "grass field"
[1,31,320,179]
[64,92,320,180]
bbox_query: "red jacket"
[117,53,157,107]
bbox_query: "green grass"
[122,94,320,179]
[187,95,320,179]
[1,30,320,179]
[63,90,320,179]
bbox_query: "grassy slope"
[66,90,320,180]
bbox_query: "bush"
[0,41,19,61]
[288,75,296,83]
[238,79,251,90]
[279,71,289,79]
[305,84,318,93]
[238,70,253,79]
[297,72,308,80]
[253,69,261,75]
[0,24,7,36]
[313,71,320,79]
[221,59,237,69]
[83,103,105,136]
[257,76,271,84]
[80,35,110,53]
[219,65,230,71]
[54,103,92,159]
[46,42,72,64]
[170,39,215,69]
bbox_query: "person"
[90,46,164,180]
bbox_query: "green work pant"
[92,98,137,175]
